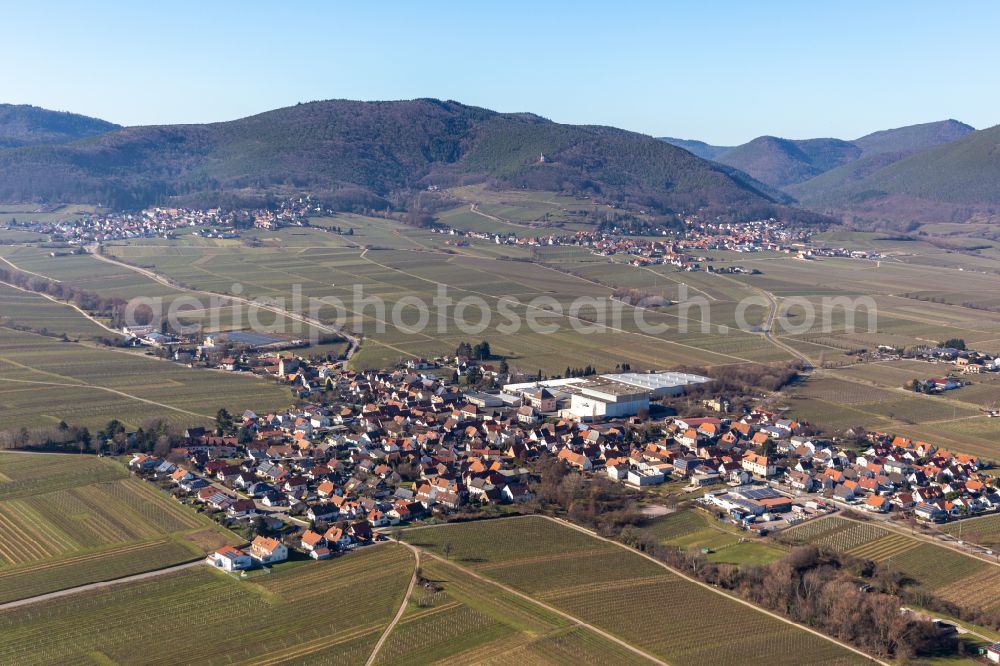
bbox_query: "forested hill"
[0,99,815,221]
[710,136,861,189]
[792,123,1000,209]
[0,104,119,149]
[663,119,975,201]
[852,119,974,157]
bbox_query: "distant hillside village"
[432,217,884,271]
[4,198,884,271]
[4,197,329,244]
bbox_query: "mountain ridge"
[0,98,815,222]
[793,123,1000,221]
[852,119,974,156]
[662,120,975,193]
[0,103,120,149]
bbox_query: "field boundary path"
[468,202,537,230]
[0,558,202,611]
[902,606,999,644]
[0,254,61,283]
[86,245,365,361]
[0,373,213,420]
[0,279,124,338]
[538,515,887,665]
[710,272,813,366]
[364,546,420,666]
[398,539,667,665]
[400,515,887,666]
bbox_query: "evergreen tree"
[215,408,234,436]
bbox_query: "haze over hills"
[0,99,815,222]
[792,123,1000,224]
[0,104,120,149]
[662,119,975,191]
[657,137,731,161]
[660,119,994,224]
[710,136,861,189]
[852,119,974,156]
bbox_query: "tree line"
[618,530,958,661]
[455,340,492,360]
[0,265,130,326]
[0,417,183,457]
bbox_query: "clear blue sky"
[5,1,999,144]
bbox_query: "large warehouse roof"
[601,372,711,391]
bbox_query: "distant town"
[5,200,886,274]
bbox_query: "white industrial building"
[599,372,711,398]
[502,371,710,422]
[569,379,650,420]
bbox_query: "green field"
[638,508,786,565]
[373,554,651,666]
[0,204,95,224]
[95,218,783,372]
[782,359,1000,457]
[0,452,236,604]
[404,516,872,666]
[0,542,414,665]
[0,327,291,431]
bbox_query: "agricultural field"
[943,513,1000,549]
[784,516,1000,615]
[0,243,326,339]
[885,543,989,590]
[7,202,1000,460]
[777,348,1000,456]
[374,556,651,665]
[404,516,873,666]
[435,205,532,235]
[638,508,786,565]
[446,184,608,227]
[0,283,114,339]
[783,372,983,436]
[0,227,48,242]
[0,327,291,431]
[0,542,415,665]
[0,204,95,224]
[784,516,892,552]
[895,418,1000,461]
[97,225,787,373]
[88,210,1000,380]
[0,452,235,603]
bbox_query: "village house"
[207,546,252,572]
[742,452,776,478]
[249,536,288,564]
